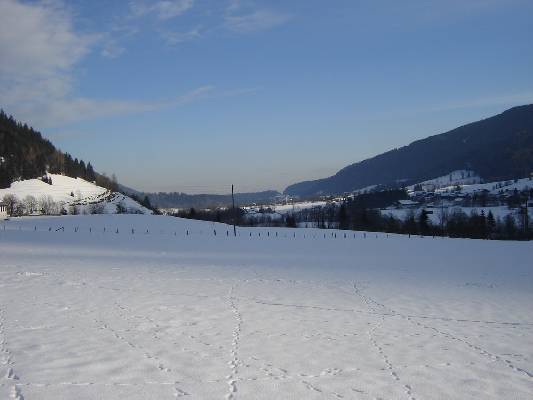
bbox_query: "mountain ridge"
[285,105,533,196]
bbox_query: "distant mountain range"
[285,105,533,196]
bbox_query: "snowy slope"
[0,215,532,400]
[245,201,329,221]
[407,170,481,192]
[406,170,533,196]
[0,174,151,215]
[436,176,533,195]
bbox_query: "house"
[0,201,7,219]
[396,199,419,209]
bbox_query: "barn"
[0,201,7,219]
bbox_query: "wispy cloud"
[0,1,246,129]
[19,85,216,128]
[224,0,291,33]
[160,26,203,45]
[0,0,94,125]
[129,0,194,20]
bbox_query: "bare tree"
[89,203,105,214]
[2,194,19,216]
[39,195,57,215]
[23,195,38,214]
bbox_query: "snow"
[405,172,533,197]
[0,174,106,204]
[245,201,328,220]
[0,174,151,215]
[437,177,533,196]
[407,170,481,192]
[1,215,532,399]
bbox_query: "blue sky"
[1,0,532,193]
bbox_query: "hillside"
[285,105,533,196]
[0,173,151,215]
[0,110,116,190]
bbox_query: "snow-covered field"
[1,215,532,399]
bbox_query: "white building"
[0,202,7,219]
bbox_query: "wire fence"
[0,222,443,241]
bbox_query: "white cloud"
[0,0,95,126]
[0,0,92,78]
[224,1,290,33]
[0,0,219,128]
[19,85,215,127]
[129,0,194,20]
[101,40,126,59]
[160,26,202,45]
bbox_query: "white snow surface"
[407,170,482,192]
[0,174,151,214]
[0,215,532,399]
[246,201,328,220]
[437,176,533,195]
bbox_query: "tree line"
[0,110,117,191]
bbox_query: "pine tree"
[418,209,430,234]
[487,210,496,238]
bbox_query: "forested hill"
[285,105,533,196]
[0,110,116,190]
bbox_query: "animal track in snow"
[0,308,23,400]
[225,285,242,400]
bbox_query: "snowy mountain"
[0,174,152,215]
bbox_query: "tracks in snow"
[352,281,533,387]
[354,283,416,400]
[225,285,242,400]
[0,308,24,400]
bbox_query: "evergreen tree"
[418,209,430,234]
[338,203,349,230]
[487,210,496,238]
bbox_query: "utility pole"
[231,184,237,237]
[524,191,529,237]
